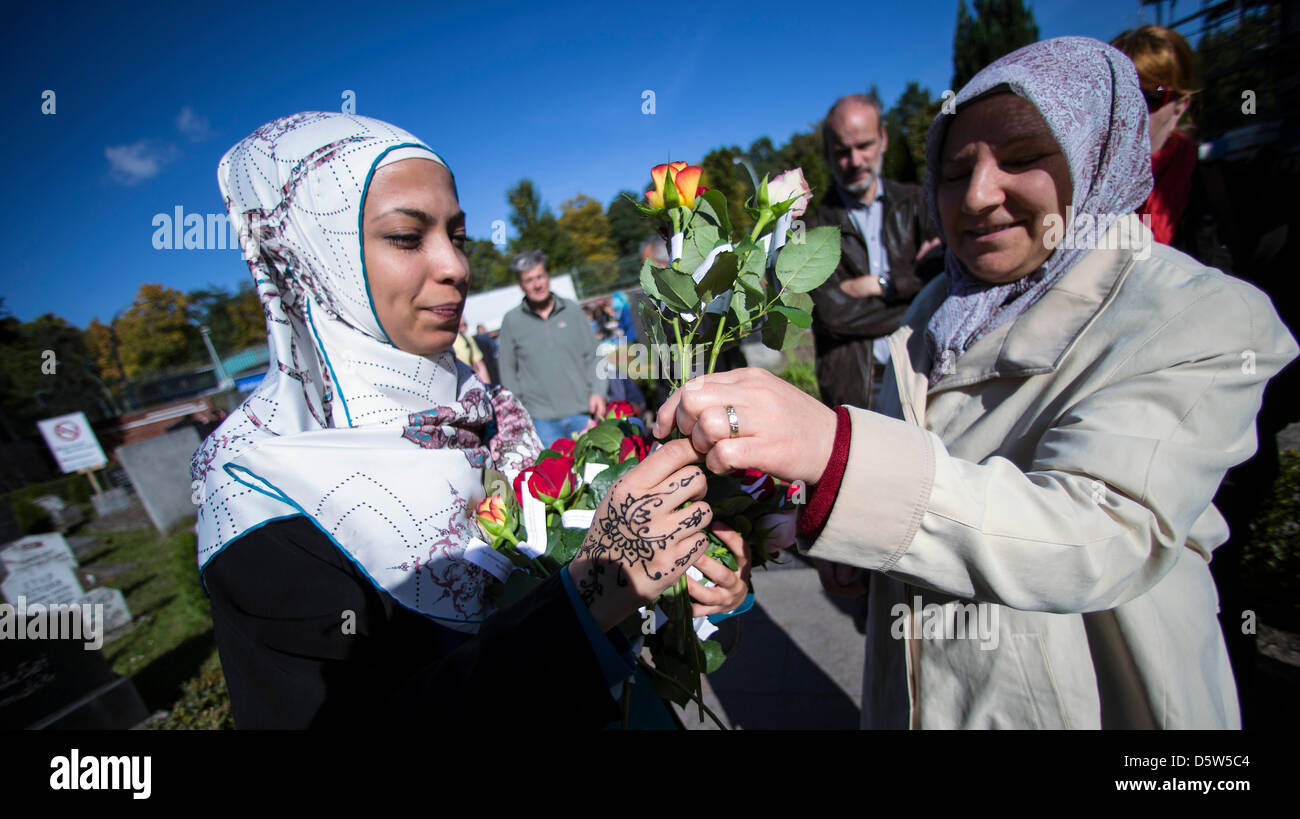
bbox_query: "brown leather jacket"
[804,180,943,408]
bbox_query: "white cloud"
[176,106,213,142]
[104,140,181,186]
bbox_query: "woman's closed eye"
[1003,152,1051,169]
[386,232,422,249]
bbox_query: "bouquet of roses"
[470,160,839,726]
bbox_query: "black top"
[203,516,618,729]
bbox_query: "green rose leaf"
[639,258,664,302]
[700,637,726,673]
[769,305,812,328]
[699,189,732,239]
[588,456,638,505]
[695,251,738,302]
[581,419,625,454]
[556,527,586,563]
[652,266,697,313]
[761,307,805,351]
[775,225,841,293]
[678,221,720,279]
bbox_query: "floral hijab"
[192,112,539,631]
[922,37,1154,381]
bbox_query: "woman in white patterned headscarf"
[194,112,747,728]
[652,38,1296,728]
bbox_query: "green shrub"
[1241,449,1300,629]
[149,655,233,730]
[167,530,209,618]
[0,473,97,516]
[777,358,821,401]
[11,499,53,534]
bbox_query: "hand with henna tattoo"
[568,439,714,631]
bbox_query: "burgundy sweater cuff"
[796,405,852,541]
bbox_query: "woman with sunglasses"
[1111,25,1199,249]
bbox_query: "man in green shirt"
[497,250,605,444]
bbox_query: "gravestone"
[90,486,133,517]
[1,560,84,607]
[0,533,78,574]
[77,586,133,636]
[31,495,84,533]
[115,427,201,533]
[0,627,148,729]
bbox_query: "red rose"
[512,466,534,501]
[618,435,650,463]
[549,437,576,457]
[736,468,777,502]
[528,456,577,505]
[606,401,637,420]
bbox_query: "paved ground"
[671,552,866,730]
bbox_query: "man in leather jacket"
[805,93,944,409]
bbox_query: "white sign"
[36,412,107,473]
[2,561,85,607]
[0,533,77,572]
[78,586,133,633]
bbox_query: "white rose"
[767,168,813,220]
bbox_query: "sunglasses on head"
[1142,85,1177,111]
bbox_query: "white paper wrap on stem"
[560,509,595,529]
[518,490,548,558]
[462,537,514,583]
[685,565,720,639]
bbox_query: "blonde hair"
[1110,25,1200,96]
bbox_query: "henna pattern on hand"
[575,473,703,605]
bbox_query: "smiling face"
[937,93,1074,285]
[361,158,469,356]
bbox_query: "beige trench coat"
[803,222,1298,729]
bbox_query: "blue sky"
[1,0,1158,328]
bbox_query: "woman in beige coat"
[653,37,1297,728]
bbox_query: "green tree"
[0,308,114,425]
[505,179,579,271]
[699,145,755,240]
[559,194,618,293]
[607,189,655,285]
[607,189,651,258]
[776,128,831,200]
[186,281,265,359]
[1196,4,1281,139]
[952,0,1040,90]
[465,238,511,294]
[114,284,198,377]
[882,81,944,184]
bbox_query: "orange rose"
[646,161,705,210]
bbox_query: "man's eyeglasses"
[1142,85,1177,111]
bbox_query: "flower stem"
[671,317,686,390]
[707,312,727,375]
[635,656,727,730]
